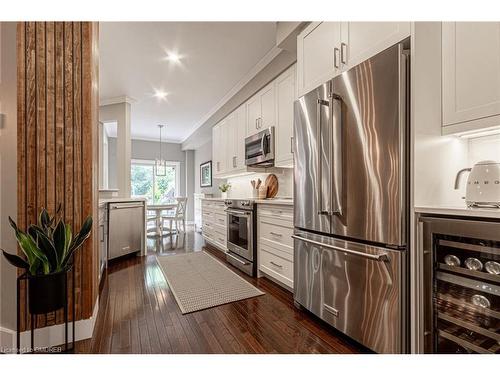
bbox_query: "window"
[130,159,180,204]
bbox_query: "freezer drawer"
[108,202,144,260]
[293,231,405,353]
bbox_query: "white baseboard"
[1,297,98,354]
[0,327,16,352]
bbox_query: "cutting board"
[264,174,279,198]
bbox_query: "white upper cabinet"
[275,65,296,168]
[297,22,410,97]
[212,120,227,177]
[442,22,500,134]
[260,84,276,130]
[246,83,276,137]
[234,104,247,171]
[339,22,410,69]
[297,22,342,97]
[246,94,261,137]
[223,106,247,175]
[212,64,297,176]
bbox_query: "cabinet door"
[225,112,237,173]
[275,65,295,167]
[442,22,500,130]
[246,94,261,137]
[340,22,410,69]
[235,104,247,170]
[212,121,226,177]
[297,22,342,97]
[260,83,275,130]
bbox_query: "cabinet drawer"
[258,204,293,222]
[213,223,227,237]
[259,217,293,257]
[214,212,227,226]
[259,247,293,288]
[212,203,226,214]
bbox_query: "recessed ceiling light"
[165,51,181,64]
[153,90,168,100]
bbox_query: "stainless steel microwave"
[244,127,275,167]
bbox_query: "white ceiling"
[99,22,277,143]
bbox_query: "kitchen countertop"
[99,197,146,208]
[201,197,294,206]
[415,205,500,219]
[254,199,294,206]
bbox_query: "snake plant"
[2,205,92,275]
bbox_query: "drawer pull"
[270,261,283,268]
[323,304,339,317]
[269,231,283,237]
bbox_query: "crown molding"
[130,135,182,144]
[180,45,282,143]
[100,95,136,106]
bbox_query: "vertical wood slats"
[16,22,99,331]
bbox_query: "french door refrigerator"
[293,41,409,353]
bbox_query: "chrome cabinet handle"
[255,118,258,129]
[334,47,340,69]
[270,261,283,268]
[269,231,282,237]
[290,136,294,154]
[292,234,389,262]
[233,156,237,168]
[340,42,347,64]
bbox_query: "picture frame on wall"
[200,160,212,187]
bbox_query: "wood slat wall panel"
[16,21,99,331]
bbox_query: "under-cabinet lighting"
[457,126,500,139]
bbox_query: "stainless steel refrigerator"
[293,41,409,353]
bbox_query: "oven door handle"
[225,209,251,217]
[226,252,249,265]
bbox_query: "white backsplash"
[226,168,293,199]
[467,134,500,165]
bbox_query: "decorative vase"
[221,192,228,199]
[28,270,67,314]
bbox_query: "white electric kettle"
[454,160,500,208]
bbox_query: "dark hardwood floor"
[76,228,364,354]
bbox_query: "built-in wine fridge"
[420,216,500,354]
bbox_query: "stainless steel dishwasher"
[108,202,145,260]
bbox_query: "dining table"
[147,203,178,236]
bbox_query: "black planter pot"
[28,270,67,315]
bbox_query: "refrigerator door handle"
[317,98,330,216]
[330,93,343,216]
[292,234,389,262]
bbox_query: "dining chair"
[146,207,159,234]
[162,197,188,233]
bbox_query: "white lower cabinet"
[201,200,227,252]
[257,204,294,289]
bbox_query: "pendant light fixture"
[155,124,167,176]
